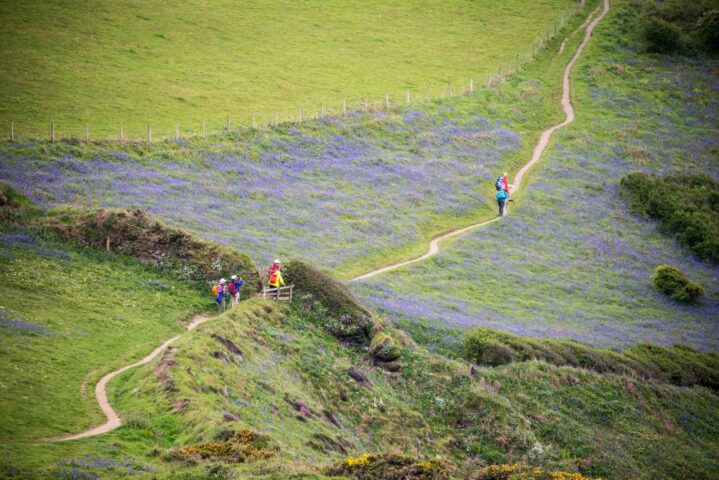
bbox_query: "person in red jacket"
[501,172,510,195]
[269,259,281,275]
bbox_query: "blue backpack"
[495,176,504,191]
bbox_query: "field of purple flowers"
[351,10,719,352]
[0,106,520,274]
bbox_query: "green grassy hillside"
[5,299,717,479]
[0,0,577,139]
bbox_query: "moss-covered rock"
[41,207,260,288]
[370,333,402,362]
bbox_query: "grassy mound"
[620,172,719,263]
[0,181,40,222]
[284,259,374,345]
[462,327,719,389]
[41,207,260,288]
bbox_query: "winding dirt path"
[53,0,609,442]
[55,314,212,442]
[352,0,609,282]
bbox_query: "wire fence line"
[5,0,586,144]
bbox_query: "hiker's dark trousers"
[498,200,506,216]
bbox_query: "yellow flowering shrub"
[168,429,274,463]
[473,464,601,480]
[346,453,374,467]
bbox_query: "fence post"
[147,124,152,142]
[10,121,13,141]
[321,103,324,117]
[85,124,89,142]
[175,121,180,141]
[406,89,410,106]
[51,122,55,143]
[120,123,123,143]
[298,106,302,128]
[469,77,474,93]
[364,98,368,111]
[342,98,346,114]
[384,93,389,110]
[227,116,231,131]
[201,118,205,137]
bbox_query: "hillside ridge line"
[351,0,610,282]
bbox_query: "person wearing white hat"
[229,274,243,308]
[269,259,281,275]
[216,278,227,311]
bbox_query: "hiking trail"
[55,0,609,442]
[55,314,212,442]
[352,0,609,282]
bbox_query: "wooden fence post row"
[10,7,582,143]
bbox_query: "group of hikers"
[212,174,511,310]
[213,259,286,310]
[495,172,512,216]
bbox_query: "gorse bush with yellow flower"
[167,429,275,464]
[471,463,601,480]
[324,453,454,479]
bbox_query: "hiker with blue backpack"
[213,278,227,311]
[495,173,511,216]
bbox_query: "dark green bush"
[462,327,718,389]
[620,172,719,263]
[284,259,373,345]
[652,265,705,303]
[696,9,719,51]
[643,16,682,52]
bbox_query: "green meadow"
[0,0,577,139]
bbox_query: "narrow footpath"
[55,314,212,442]
[55,0,609,442]
[352,0,610,282]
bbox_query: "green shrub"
[652,265,705,303]
[284,259,373,345]
[625,343,719,389]
[696,9,719,51]
[40,207,260,288]
[462,335,514,366]
[462,327,718,389]
[643,16,682,52]
[620,172,719,263]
